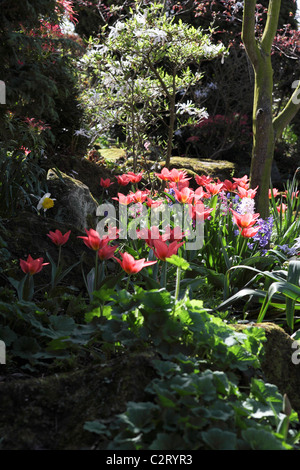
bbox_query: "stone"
[0,351,157,450]
[46,169,98,231]
[235,322,300,415]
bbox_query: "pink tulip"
[114,252,156,274]
[20,255,49,275]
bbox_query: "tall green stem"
[175,266,181,302]
[160,262,167,288]
[94,250,99,292]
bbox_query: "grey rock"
[46,169,98,231]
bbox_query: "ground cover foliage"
[1,0,300,451]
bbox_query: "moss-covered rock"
[235,322,300,415]
[169,156,236,180]
[0,351,157,450]
[46,169,99,231]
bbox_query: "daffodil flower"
[37,193,56,212]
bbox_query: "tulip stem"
[238,235,248,259]
[94,251,99,291]
[160,262,167,288]
[125,275,131,292]
[22,273,34,301]
[174,266,181,303]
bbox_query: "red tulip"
[126,171,144,184]
[222,180,237,192]
[276,203,287,214]
[47,229,71,246]
[112,193,134,205]
[114,252,156,274]
[269,188,279,199]
[230,209,260,229]
[98,244,118,261]
[20,255,49,275]
[78,228,109,251]
[168,168,190,184]
[130,190,149,203]
[232,175,249,189]
[240,226,260,238]
[237,186,257,199]
[190,205,213,220]
[174,186,194,204]
[162,225,184,242]
[195,175,213,186]
[155,167,171,181]
[137,226,162,248]
[204,182,223,196]
[168,180,190,190]
[116,174,130,186]
[100,178,113,188]
[152,239,184,261]
[146,197,163,208]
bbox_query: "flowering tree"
[241,0,300,218]
[79,2,225,170]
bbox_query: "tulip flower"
[269,188,279,199]
[174,187,194,204]
[168,168,190,184]
[276,203,287,214]
[222,179,238,192]
[98,244,118,261]
[46,229,78,288]
[116,174,130,186]
[193,186,208,201]
[190,205,213,220]
[137,226,162,248]
[17,255,49,301]
[230,209,260,229]
[112,193,134,205]
[78,228,109,251]
[146,197,163,208]
[237,186,258,199]
[204,182,223,196]
[152,239,184,262]
[47,229,71,246]
[240,226,261,238]
[195,175,213,186]
[100,178,114,188]
[79,229,112,297]
[232,175,249,189]
[130,190,149,204]
[283,191,299,200]
[155,167,171,181]
[126,171,144,184]
[114,252,156,275]
[162,226,184,242]
[20,254,49,275]
[169,180,190,191]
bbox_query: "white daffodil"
[37,193,56,212]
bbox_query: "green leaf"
[83,421,111,437]
[201,428,237,450]
[242,428,290,450]
[166,255,190,270]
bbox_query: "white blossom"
[236,198,256,215]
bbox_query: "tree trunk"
[242,0,300,219]
[250,59,275,219]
